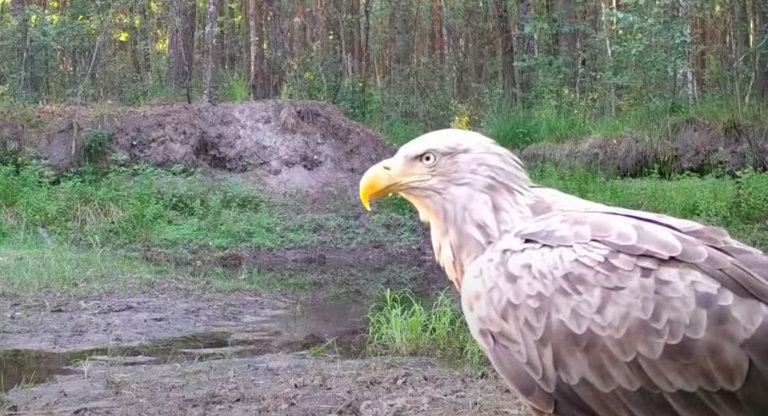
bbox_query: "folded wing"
[461,210,768,416]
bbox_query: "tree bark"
[495,0,517,106]
[517,0,534,98]
[203,0,221,103]
[429,0,445,65]
[754,0,768,100]
[248,0,267,99]
[679,0,695,104]
[345,0,363,76]
[169,0,196,101]
[11,0,31,94]
[362,0,373,80]
[395,0,411,66]
[559,0,580,92]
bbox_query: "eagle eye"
[420,152,437,166]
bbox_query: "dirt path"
[1,289,530,416]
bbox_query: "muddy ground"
[0,289,529,415]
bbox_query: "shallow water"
[0,299,368,392]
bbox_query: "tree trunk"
[729,0,750,100]
[203,0,221,103]
[429,0,445,65]
[517,0,534,99]
[11,0,31,94]
[362,0,373,80]
[395,0,411,66]
[679,0,695,104]
[217,0,229,72]
[264,0,282,97]
[169,0,196,101]
[248,0,267,99]
[382,1,396,78]
[345,0,362,76]
[495,0,517,106]
[754,0,768,100]
[410,0,422,67]
[559,0,579,92]
[691,11,706,96]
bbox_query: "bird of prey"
[358,128,768,416]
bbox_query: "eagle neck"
[428,184,534,291]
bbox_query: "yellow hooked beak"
[359,158,405,211]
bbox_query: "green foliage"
[379,118,426,146]
[484,95,768,148]
[0,161,419,252]
[221,73,251,102]
[486,103,595,147]
[0,239,170,293]
[83,128,111,165]
[366,289,487,372]
[529,164,768,247]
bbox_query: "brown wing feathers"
[463,210,768,416]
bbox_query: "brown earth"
[0,289,530,416]
[145,245,435,274]
[1,100,396,206]
[521,118,768,177]
[5,354,528,416]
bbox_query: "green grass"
[5,101,768,369]
[0,161,419,252]
[531,164,768,249]
[0,160,421,293]
[366,289,487,372]
[0,236,418,295]
[485,96,768,148]
[0,239,172,293]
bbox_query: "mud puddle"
[0,291,368,393]
[0,290,531,415]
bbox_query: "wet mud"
[0,290,529,415]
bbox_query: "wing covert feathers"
[462,210,768,416]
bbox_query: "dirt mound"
[521,119,768,177]
[2,101,396,204]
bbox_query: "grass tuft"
[366,289,487,372]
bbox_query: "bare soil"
[1,100,396,205]
[142,244,446,291]
[5,354,527,416]
[0,289,529,416]
[521,118,768,177]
